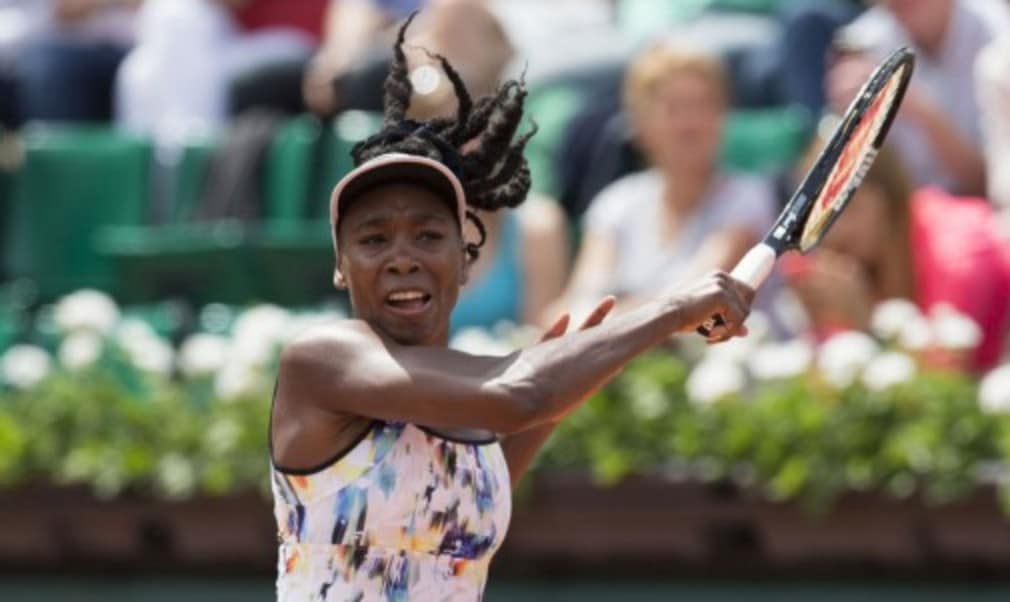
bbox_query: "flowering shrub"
[1,290,1009,514]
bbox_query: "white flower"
[113,319,174,375]
[897,314,933,351]
[748,339,813,381]
[686,357,746,405]
[449,328,515,357]
[58,332,103,370]
[1,344,52,389]
[861,351,916,391]
[214,360,266,401]
[871,299,923,341]
[818,331,880,389]
[53,289,120,335]
[979,365,1010,414]
[156,453,196,499]
[115,318,158,350]
[231,304,291,367]
[930,303,983,351]
[130,337,175,376]
[177,333,230,378]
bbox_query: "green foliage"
[0,351,272,500]
[0,345,1003,514]
[537,352,999,513]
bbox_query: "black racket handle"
[696,314,726,338]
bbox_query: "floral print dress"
[271,421,512,601]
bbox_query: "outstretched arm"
[278,272,752,437]
[500,298,616,488]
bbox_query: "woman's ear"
[333,269,347,290]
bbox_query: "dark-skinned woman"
[269,14,755,601]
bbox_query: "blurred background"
[1,0,1009,600]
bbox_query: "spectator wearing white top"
[547,42,775,321]
[829,0,1010,196]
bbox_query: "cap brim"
[330,154,467,250]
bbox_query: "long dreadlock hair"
[350,12,537,261]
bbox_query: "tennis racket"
[698,46,915,339]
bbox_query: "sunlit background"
[1,0,1009,600]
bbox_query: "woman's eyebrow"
[352,215,392,230]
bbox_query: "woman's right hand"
[667,271,754,342]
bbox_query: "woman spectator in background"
[783,139,1010,372]
[550,42,775,320]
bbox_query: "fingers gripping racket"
[698,46,915,338]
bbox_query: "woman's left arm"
[500,297,615,488]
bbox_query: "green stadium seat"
[253,111,381,306]
[524,85,588,198]
[5,125,151,299]
[99,115,332,305]
[722,105,812,173]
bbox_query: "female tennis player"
[269,14,754,601]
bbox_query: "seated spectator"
[303,0,427,116]
[392,2,569,331]
[2,0,138,126]
[116,0,327,142]
[549,42,776,319]
[828,0,1010,196]
[783,140,1010,371]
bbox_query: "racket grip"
[696,244,778,338]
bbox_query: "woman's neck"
[661,167,714,216]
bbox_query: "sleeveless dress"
[270,420,513,601]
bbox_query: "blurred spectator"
[305,0,624,116]
[829,0,1010,196]
[117,0,327,143]
[554,0,860,220]
[784,139,1010,371]
[550,42,775,319]
[303,0,426,116]
[734,0,861,113]
[975,33,1010,210]
[393,0,569,331]
[0,0,138,127]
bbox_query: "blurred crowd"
[1,0,1009,375]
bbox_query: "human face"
[633,72,725,175]
[336,183,468,346]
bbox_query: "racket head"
[765,46,915,255]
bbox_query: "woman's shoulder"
[280,319,382,371]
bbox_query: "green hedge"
[2,341,1009,515]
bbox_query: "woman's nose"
[385,248,421,275]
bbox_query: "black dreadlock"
[350,11,537,261]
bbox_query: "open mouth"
[384,289,433,316]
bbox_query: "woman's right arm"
[278,272,752,435]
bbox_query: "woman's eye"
[419,231,445,242]
[359,235,386,246]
